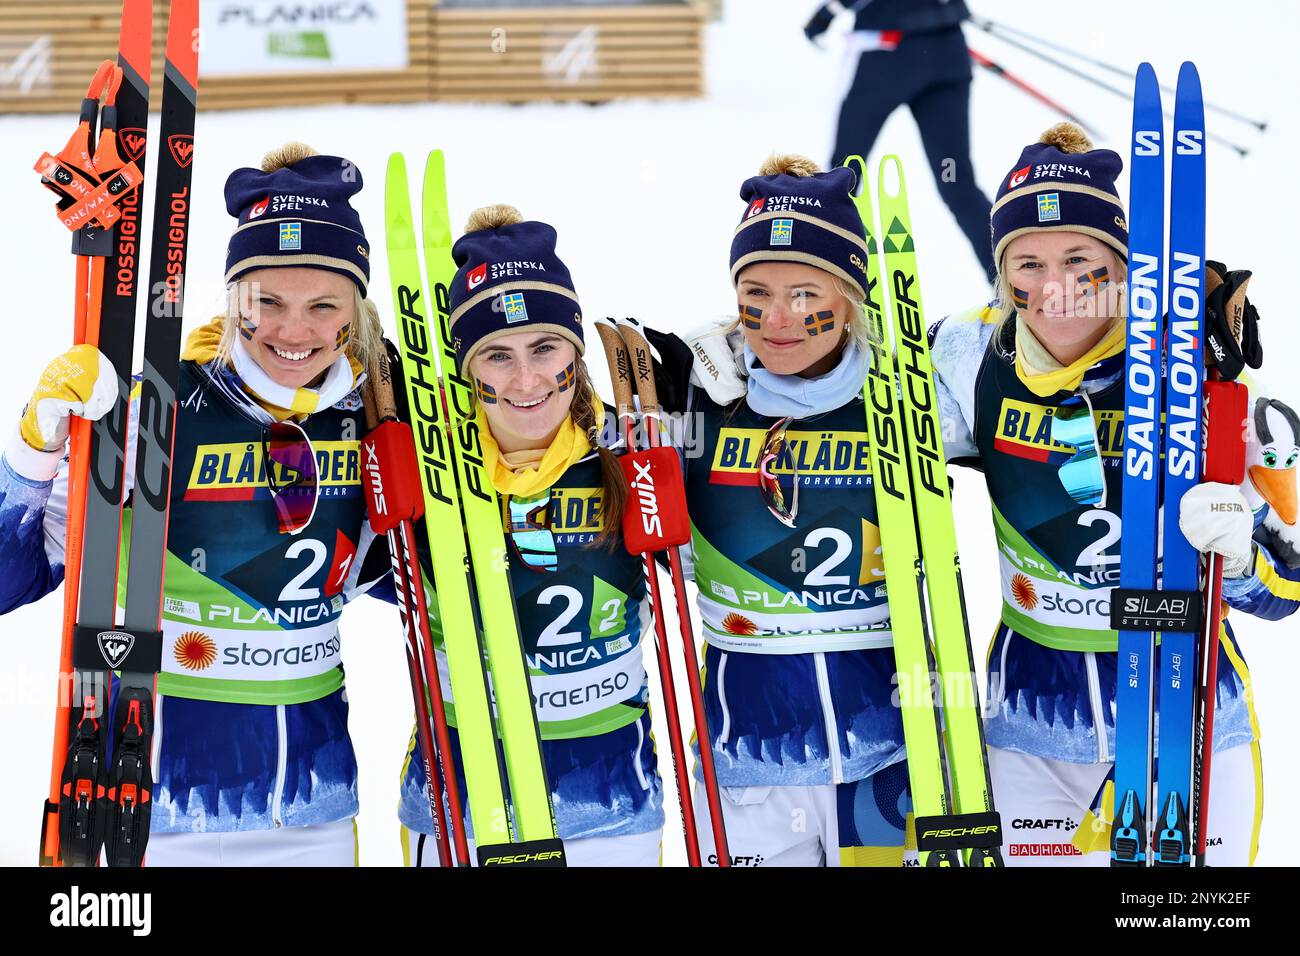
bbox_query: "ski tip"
[386,151,407,177]
[424,149,446,175]
[878,154,905,199]
[841,154,867,194]
[1133,62,1160,100]
[1177,61,1202,86]
[165,0,201,90]
[1173,61,1205,125]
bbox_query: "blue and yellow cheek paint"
[555,362,575,393]
[1076,266,1110,298]
[803,310,836,336]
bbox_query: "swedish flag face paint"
[477,380,498,405]
[555,361,575,393]
[1076,266,1110,298]
[1011,287,1031,310]
[334,321,352,352]
[802,310,836,336]
[739,304,763,330]
[239,314,258,341]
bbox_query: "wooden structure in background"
[432,1,705,103]
[0,0,704,113]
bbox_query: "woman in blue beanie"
[397,204,665,867]
[643,153,914,866]
[929,122,1298,865]
[0,141,395,865]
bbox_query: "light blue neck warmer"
[744,337,868,419]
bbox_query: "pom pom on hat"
[260,141,318,173]
[758,153,822,178]
[465,203,524,233]
[1038,122,1093,155]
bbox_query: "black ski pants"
[831,25,995,281]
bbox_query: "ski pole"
[971,32,1251,157]
[968,47,1100,139]
[595,318,729,867]
[971,16,1268,132]
[361,345,470,867]
[1191,377,1248,865]
[614,315,732,867]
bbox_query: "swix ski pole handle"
[363,345,401,426]
[595,317,636,424]
[614,316,662,418]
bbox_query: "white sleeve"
[929,306,999,464]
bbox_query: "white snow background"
[0,0,1296,866]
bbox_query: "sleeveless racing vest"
[972,340,1126,651]
[130,361,369,704]
[685,391,892,654]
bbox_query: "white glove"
[1178,481,1255,578]
[684,317,747,405]
[20,344,118,452]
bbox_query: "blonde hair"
[218,281,383,369]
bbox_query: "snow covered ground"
[1,0,1297,866]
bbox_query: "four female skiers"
[645,155,913,867]
[12,133,1294,869]
[1,142,394,866]
[928,122,1299,865]
[397,206,665,867]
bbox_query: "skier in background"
[929,122,1299,865]
[805,0,995,282]
[644,154,914,866]
[0,142,396,866]
[398,205,665,866]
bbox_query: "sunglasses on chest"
[262,419,320,535]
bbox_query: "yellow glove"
[20,344,118,452]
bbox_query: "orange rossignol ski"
[40,0,152,868]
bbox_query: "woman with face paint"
[396,205,664,867]
[637,154,913,867]
[0,143,403,865]
[929,122,1300,865]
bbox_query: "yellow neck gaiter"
[477,398,605,497]
[1015,318,1125,397]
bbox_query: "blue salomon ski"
[1110,62,1209,868]
[1111,62,1165,868]
[1153,63,1207,867]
